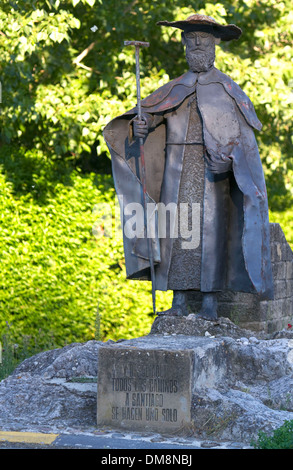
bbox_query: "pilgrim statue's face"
[182,31,220,72]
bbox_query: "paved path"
[0,428,252,450]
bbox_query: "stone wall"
[187,223,293,333]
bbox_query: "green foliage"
[0,144,171,351]
[252,420,293,449]
[1,0,292,211]
[0,0,292,351]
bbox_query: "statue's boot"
[197,292,218,321]
[157,290,188,317]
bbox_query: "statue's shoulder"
[198,67,244,94]
[199,67,262,131]
[141,71,197,110]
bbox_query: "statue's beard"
[185,48,215,72]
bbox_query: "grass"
[0,323,59,381]
[0,305,102,381]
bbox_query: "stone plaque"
[97,347,193,432]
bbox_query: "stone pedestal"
[96,330,293,440]
[187,223,293,333]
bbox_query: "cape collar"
[175,66,226,86]
[141,67,223,110]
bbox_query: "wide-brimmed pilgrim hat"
[157,13,242,41]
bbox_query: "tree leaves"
[0,0,292,224]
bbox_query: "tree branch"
[73,41,96,71]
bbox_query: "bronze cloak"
[103,66,274,300]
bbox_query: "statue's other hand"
[205,152,233,174]
[133,115,149,139]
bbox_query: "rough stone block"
[259,301,270,320]
[287,280,293,298]
[219,302,259,323]
[283,243,293,262]
[283,297,293,316]
[286,261,293,280]
[272,261,287,280]
[270,223,287,244]
[271,242,284,262]
[274,280,287,300]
